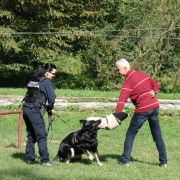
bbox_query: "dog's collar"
[73,131,79,144]
[75,137,79,143]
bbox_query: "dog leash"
[54,114,76,131]
[47,113,76,141]
[47,114,55,142]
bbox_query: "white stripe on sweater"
[137,102,159,110]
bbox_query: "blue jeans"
[121,108,167,164]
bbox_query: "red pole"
[0,110,22,150]
[17,111,22,150]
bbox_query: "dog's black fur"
[53,119,103,166]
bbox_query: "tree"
[0,0,180,92]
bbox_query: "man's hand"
[149,90,155,97]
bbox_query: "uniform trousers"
[23,106,49,162]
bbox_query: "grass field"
[0,88,180,179]
[0,104,180,180]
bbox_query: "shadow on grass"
[0,168,74,180]
[12,152,26,162]
[0,143,18,150]
[52,154,121,165]
[4,143,17,148]
[100,154,120,162]
[11,152,158,166]
[51,153,158,166]
[99,154,158,166]
[130,157,158,166]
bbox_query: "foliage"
[0,0,180,92]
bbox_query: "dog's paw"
[88,156,94,161]
[85,150,94,161]
[65,160,70,164]
[98,162,103,166]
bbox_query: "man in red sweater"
[116,59,167,167]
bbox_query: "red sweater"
[115,69,160,113]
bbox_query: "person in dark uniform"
[23,63,57,166]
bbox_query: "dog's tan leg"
[84,150,94,161]
[70,148,75,158]
[64,148,74,164]
[94,152,103,166]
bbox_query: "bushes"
[54,73,97,90]
[0,64,33,87]
[1,1,180,93]
[157,71,180,93]
[1,66,179,93]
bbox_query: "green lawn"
[0,106,180,180]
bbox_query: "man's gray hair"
[116,59,130,69]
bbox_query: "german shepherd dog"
[53,119,103,166]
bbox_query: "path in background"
[0,95,180,110]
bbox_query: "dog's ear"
[79,120,87,125]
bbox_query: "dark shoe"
[159,163,167,167]
[118,161,129,167]
[27,160,37,164]
[42,161,57,167]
